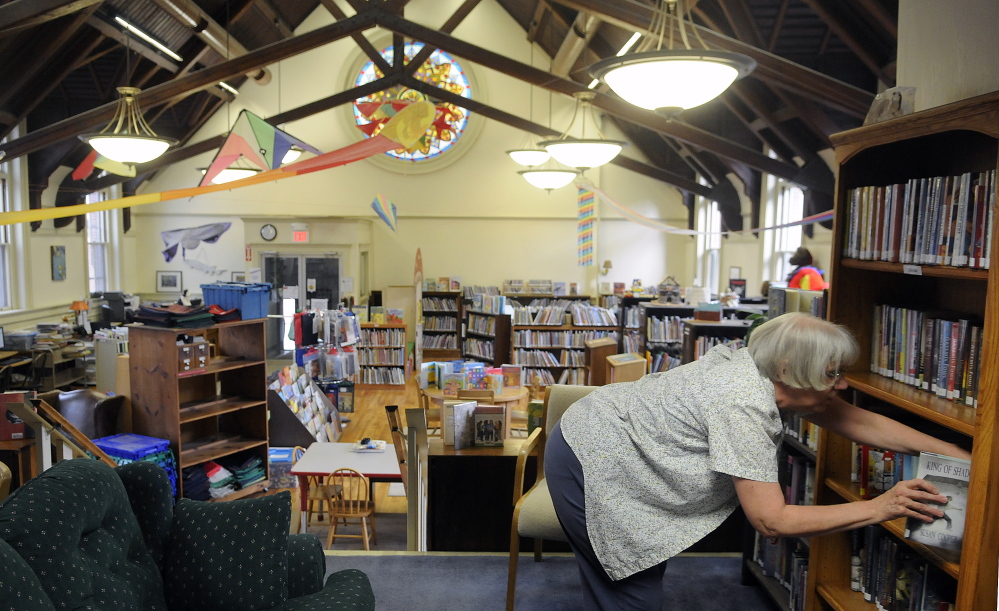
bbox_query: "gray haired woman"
[546,312,970,610]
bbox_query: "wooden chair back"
[420,389,441,436]
[385,405,408,496]
[293,445,336,525]
[0,460,11,502]
[325,467,377,550]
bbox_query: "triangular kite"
[199,109,322,187]
[72,149,136,179]
[371,194,398,231]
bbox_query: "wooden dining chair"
[420,389,441,436]
[385,405,408,496]
[292,446,341,526]
[325,467,377,551]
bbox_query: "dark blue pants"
[545,421,669,610]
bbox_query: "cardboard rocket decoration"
[371,194,398,231]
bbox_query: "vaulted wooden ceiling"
[0,0,897,231]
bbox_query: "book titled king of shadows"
[903,451,971,553]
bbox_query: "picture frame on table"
[156,270,182,292]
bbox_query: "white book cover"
[903,451,970,553]
[443,400,477,446]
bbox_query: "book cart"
[421,290,462,361]
[806,92,999,610]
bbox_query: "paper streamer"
[1,101,437,227]
[577,188,595,267]
[371,194,398,231]
[580,179,834,236]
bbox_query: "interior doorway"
[262,253,341,359]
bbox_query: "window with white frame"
[765,180,805,284]
[696,198,723,294]
[0,174,11,309]
[85,192,110,293]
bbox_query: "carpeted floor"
[324,552,777,611]
[306,512,408,551]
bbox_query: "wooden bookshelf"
[639,303,693,373]
[807,91,999,611]
[461,311,511,367]
[511,323,618,386]
[680,319,751,364]
[128,319,269,500]
[358,322,407,388]
[618,295,653,354]
[421,290,462,360]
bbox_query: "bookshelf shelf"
[461,311,511,367]
[808,91,999,611]
[421,291,462,360]
[358,322,406,386]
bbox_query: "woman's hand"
[872,479,948,523]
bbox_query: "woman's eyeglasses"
[826,368,847,381]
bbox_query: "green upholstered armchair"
[0,459,375,611]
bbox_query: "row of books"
[844,169,995,268]
[513,349,564,367]
[568,303,617,326]
[853,444,919,498]
[469,293,507,314]
[783,411,820,452]
[419,361,521,393]
[359,367,406,385]
[851,526,955,611]
[357,348,405,365]
[503,279,554,295]
[421,296,458,312]
[423,316,457,331]
[648,351,681,374]
[441,400,509,449]
[463,338,495,360]
[422,335,458,349]
[690,336,745,361]
[752,535,808,611]
[621,306,643,329]
[871,305,982,407]
[359,327,406,347]
[767,287,826,320]
[622,334,642,353]
[467,314,499,336]
[462,285,500,298]
[646,315,684,342]
[512,329,617,348]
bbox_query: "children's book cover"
[474,405,505,446]
[904,451,970,553]
[501,364,522,388]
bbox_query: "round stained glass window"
[353,43,472,162]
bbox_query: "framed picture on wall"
[231,272,246,282]
[156,270,182,292]
[51,245,66,281]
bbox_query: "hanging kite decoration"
[72,150,137,179]
[371,194,398,231]
[199,110,322,187]
[577,188,595,267]
[0,101,438,226]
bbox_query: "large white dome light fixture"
[519,166,578,191]
[588,0,755,116]
[539,92,626,170]
[80,87,176,163]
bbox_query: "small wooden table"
[290,442,402,533]
[421,387,529,438]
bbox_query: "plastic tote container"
[200,282,272,319]
[93,433,170,460]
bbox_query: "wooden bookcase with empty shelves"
[422,290,462,360]
[803,92,999,610]
[128,319,269,501]
[358,322,407,388]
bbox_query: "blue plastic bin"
[200,282,272,319]
[94,433,170,461]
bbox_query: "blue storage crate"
[94,433,170,461]
[200,282,272,320]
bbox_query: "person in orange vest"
[786,247,829,290]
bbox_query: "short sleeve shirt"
[559,345,782,580]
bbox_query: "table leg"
[297,474,309,533]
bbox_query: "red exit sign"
[292,231,309,242]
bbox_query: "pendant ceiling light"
[507,45,550,167]
[519,160,579,191]
[79,24,175,163]
[539,92,626,170]
[588,0,755,116]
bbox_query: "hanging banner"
[577,188,595,267]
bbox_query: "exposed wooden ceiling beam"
[527,0,549,42]
[399,74,712,197]
[405,0,483,77]
[797,0,893,86]
[253,0,294,38]
[319,0,392,74]
[715,0,765,49]
[850,0,897,40]
[550,11,600,77]
[375,11,829,192]
[729,82,814,162]
[0,0,101,34]
[772,90,837,146]
[548,0,873,118]
[0,11,378,160]
[86,16,179,73]
[767,0,789,52]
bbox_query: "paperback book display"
[474,404,505,446]
[269,364,343,442]
[417,360,505,395]
[904,452,970,554]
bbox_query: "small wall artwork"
[157,270,182,293]
[51,246,66,281]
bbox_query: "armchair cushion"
[517,478,567,541]
[116,461,175,569]
[0,459,167,611]
[280,569,375,611]
[0,536,55,611]
[164,492,291,611]
[286,534,325,599]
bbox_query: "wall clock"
[260,224,277,241]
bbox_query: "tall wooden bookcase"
[128,319,269,501]
[421,290,462,360]
[809,92,999,610]
[358,322,407,388]
[461,310,511,367]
